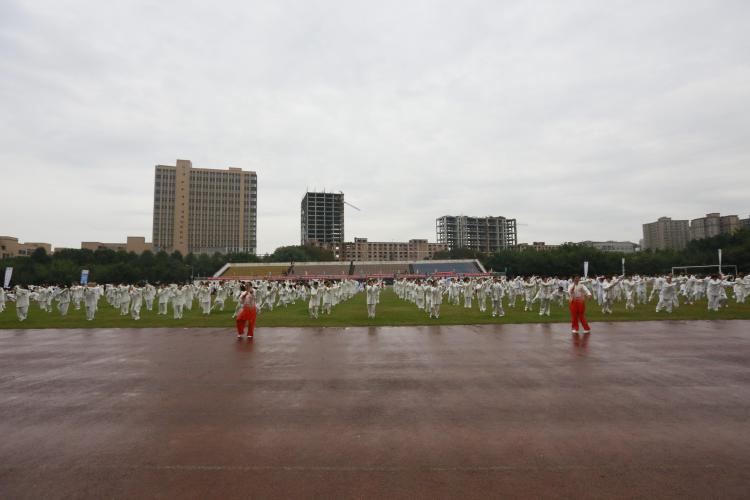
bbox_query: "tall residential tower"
[153,159,257,255]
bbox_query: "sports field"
[1,288,749,329]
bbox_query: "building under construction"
[436,215,517,253]
[301,191,345,254]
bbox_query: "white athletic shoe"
[583,330,591,334]
[571,329,578,334]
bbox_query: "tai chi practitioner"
[476,280,489,313]
[462,279,474,308]
[600,276,621,314]
[649,277,664,303]
[507,279,520,308]
[522,278,537,312]
[213,285,228,311]
[535,278,555,316]
[429,281,443,319]
[72,286,84,310]
[656,277,678,313]
[198,285,212,315]
[157,285,170,315]
[366,280,380,318]
[118,285,130,316]
[0,287,5,313]
[84,286,98,320]
[490,278,505,317]
[184,285,195,311]
[449,280,461,306]
[308,282,320,318]
[144,284,156,311]
[235,285,257,340]
[56,286,72,316]
[322,283,334,315]
[130,286,143,320]
[620,277,636,311]
[172,286,185,319]
[706,275,727,312]
[13,286,31,321]
[634,276,647,304]
[414,280,426,311]
[265,284,278,311]
[568,277,592,334]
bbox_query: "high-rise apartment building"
[301,191,344,248]
[153,159,257,255]
[436,215,517,253]
[642,217,690,250]
[689,213,740,240]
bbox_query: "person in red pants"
[568,276,593,334]
[236,284,257,340]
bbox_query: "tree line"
[1,244,334,286]
[437,229,750,277]
[2,230,747,286]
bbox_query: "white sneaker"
[571,329,578,333]
[583,330,591,334]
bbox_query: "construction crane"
[340,191,361,211]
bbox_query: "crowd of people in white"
[394,274,750,318]
[0,279,365,322]
[0,273,747,323]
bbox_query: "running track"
[1,321,749,499]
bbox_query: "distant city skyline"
[2,0,749,253]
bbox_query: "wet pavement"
[1,321,749,499]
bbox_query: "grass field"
[1,288,749,329]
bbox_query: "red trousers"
[236,306,257,337]
[569,299,590,332]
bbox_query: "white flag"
[3,267,12,288]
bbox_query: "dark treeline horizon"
[2,230,748,286]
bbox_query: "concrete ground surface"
[1,321,749,499]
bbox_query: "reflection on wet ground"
[1,321,749,499]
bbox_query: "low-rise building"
[0,236,53,259]
[515,241,559,252]
[580,240,639,253]
[342,238,447,261]
[81,236,153,254]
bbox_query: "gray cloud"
[1,0,749,252]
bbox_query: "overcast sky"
[1,0,749,253]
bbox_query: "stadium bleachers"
[215,259,484,279]
[352,262,410,276]
[410,261,481,275]
[219,264,288,277]
[288,263,351,276]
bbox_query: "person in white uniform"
[655,276,678,313]
[12,285,31,321]
[130,286,144,320]
[490,278,505,317]
[56,286,72,316]
[84,285,98,321]
[366,279,380,318]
